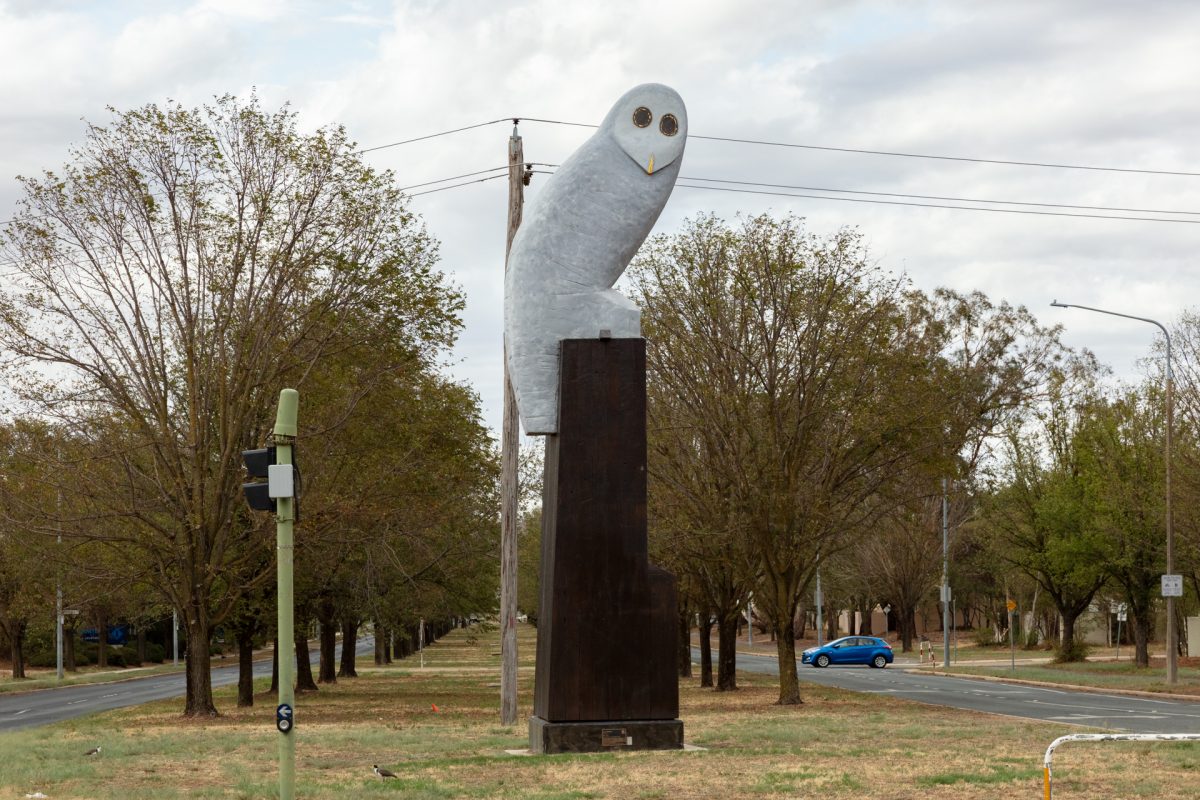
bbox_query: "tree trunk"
[677,606,693,678]
[396,627,413,659]
[825,600,838,641]
[183,619,218,716]
[295,629,318,692]
[1133,612,1151,668]
[338,618,359,678]
[716,613,738,691]
[774,617,801,705]
[317,599,337,684]
[269,636,278,695]
[236,626,255,707]
[374,622,385,665]
[65,621,76,672]
[1059,611,1084,661]
[699,614,713,688]
[10,620,26,679]
[899,606,916,653]
[136,627,147,664]
[857,600,872,635]
[96,610,108,669]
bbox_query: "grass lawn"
[0,648,268,695]
[949,657,1200,695]
[0,662,189,695]
[2,624,1200,798]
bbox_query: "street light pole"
[1050,300,1177,685]
[942,477,950,668]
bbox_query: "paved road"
[0,638,374,733]
[705,649,1200,734]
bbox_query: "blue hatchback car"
[801,636,893,668]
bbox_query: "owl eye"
[659,114,679,137]
[632,107,653,128]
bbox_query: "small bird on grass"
[83,746,102,757]
[372,765,398,779]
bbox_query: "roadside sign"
[276,703,294,734]
[1006,599,1017,612]
[1162,575,1184,598]
[1118,610,1127,622]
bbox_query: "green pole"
[274,389,298,800]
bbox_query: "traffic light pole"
[273,389,299,800]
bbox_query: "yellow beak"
[647,155,655,174]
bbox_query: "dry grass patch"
[951,659,1200,695]
[2,625,1200,798]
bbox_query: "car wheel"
[815,654,831,668]
[871,654,887,669]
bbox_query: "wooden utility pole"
[500,120,525,726]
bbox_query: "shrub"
[1055,638,1090,663]
[26,647,56,668]
[973,627,1001,647]
[79,642,129,668]
[144,642,166,664]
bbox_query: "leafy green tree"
[982,360,1108,661]
[1081,387,1167,667]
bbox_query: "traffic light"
[242,445,300,517]
[242,446,277,512]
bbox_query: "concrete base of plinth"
[528,716,684,754]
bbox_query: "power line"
[529,163,1200,217]
[677,176,1200,217]
[672,182,1200,225]
[527,169,1200,225]
[398,166,509,192]
[406,173,508,197]
[687,133,1200,178]
[516,117,1200,178]
[359,119,510,153]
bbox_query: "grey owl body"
[505,83,687,434]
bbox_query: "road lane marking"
[1047,715,1164,721]
[14,709,28,715]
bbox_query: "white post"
[815,571,824,648]
[56,478,64,680]
[419,618,425,669]
[942,477,950,667]
[56,588,63,680]
[56,528,63,681]
[172,609,179,666]
[745,597,753,647]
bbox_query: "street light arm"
[1050,301,1172,377]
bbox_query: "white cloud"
[2,0,1199,433]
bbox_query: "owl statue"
[504,82,687,434]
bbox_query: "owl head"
[601,83,688,175]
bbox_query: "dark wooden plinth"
[529,716,683,754]
[533,338,681,744]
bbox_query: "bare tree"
[0,95,457,715]
[632,214,952,705]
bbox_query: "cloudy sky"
[2,0,1199,435]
